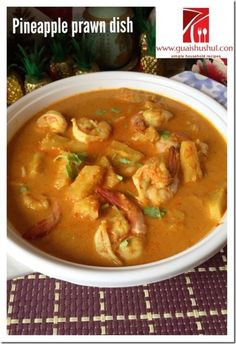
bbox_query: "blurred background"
[7,7,227,105]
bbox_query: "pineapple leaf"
[146,21,156,56]
[133,8,156,57]
[18,44,28,59]
[17,43,48,82]
[50,34,70,62]
[72,37,94,70]
[133,8,150,34]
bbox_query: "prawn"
[72,118,111,143]
[94,220,122,265]
[133,147,180,206]
[130,114,159,143]
[23,201,61,240]
[36,110,68,134]
[142,101,173,128]
[156,131,190,154]
[94,207,144,264]
[119,236,143,261]
[96,186,146,236]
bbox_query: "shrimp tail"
[167,146,180,178]
[96,186,122,208]
[23,201,61,240]
[96,187,146,236]
[171,131,190,143]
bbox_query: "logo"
[183,8,209,43]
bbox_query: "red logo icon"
[183,8,209,43]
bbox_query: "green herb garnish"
[55,152,87,180]
[119,239,129,248]
[76,152,87,161]
[111,107,120,114]
[66,153,84,180]
[160,130,170,140]
[54,154,65,161]
[136,162,144,168]
[143,207,167,218]
[95,109,107,116]
[19,185,29,193]
[101,203,110,210]
[119,157,131,165]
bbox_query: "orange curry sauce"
[8,89,227,266]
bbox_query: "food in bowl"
[8,88,227,267]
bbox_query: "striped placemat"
[7,246,227,335]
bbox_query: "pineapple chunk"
[180,141,203,183]
[73,195,100,220]
[106,140,144,177]
[107,140,144,161]
[22,192,49,211]
[40,133,87,153]
[132,126,159,143]
[28,152,44,177]
[107,206,130,244]
[54,154,70,190]
[207,186,227,222]
[97,156,120,188]
[67,165,104,202]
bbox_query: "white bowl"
[7,71,227,287]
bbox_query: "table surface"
[7,247,227,335]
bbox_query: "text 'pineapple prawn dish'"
[8,88,227,267]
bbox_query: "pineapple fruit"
[138,18,165,76]
[140,56,165,75]
[49,34,73,80]
[18,43,51,94]
[7,71,24,105]
[72,37,99,75]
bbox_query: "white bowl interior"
[7,72,227,287]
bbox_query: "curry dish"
[8,88,227,266]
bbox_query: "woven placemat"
[7,247,227,335]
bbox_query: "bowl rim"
[7,71,227,287]
[8,219,226,287]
